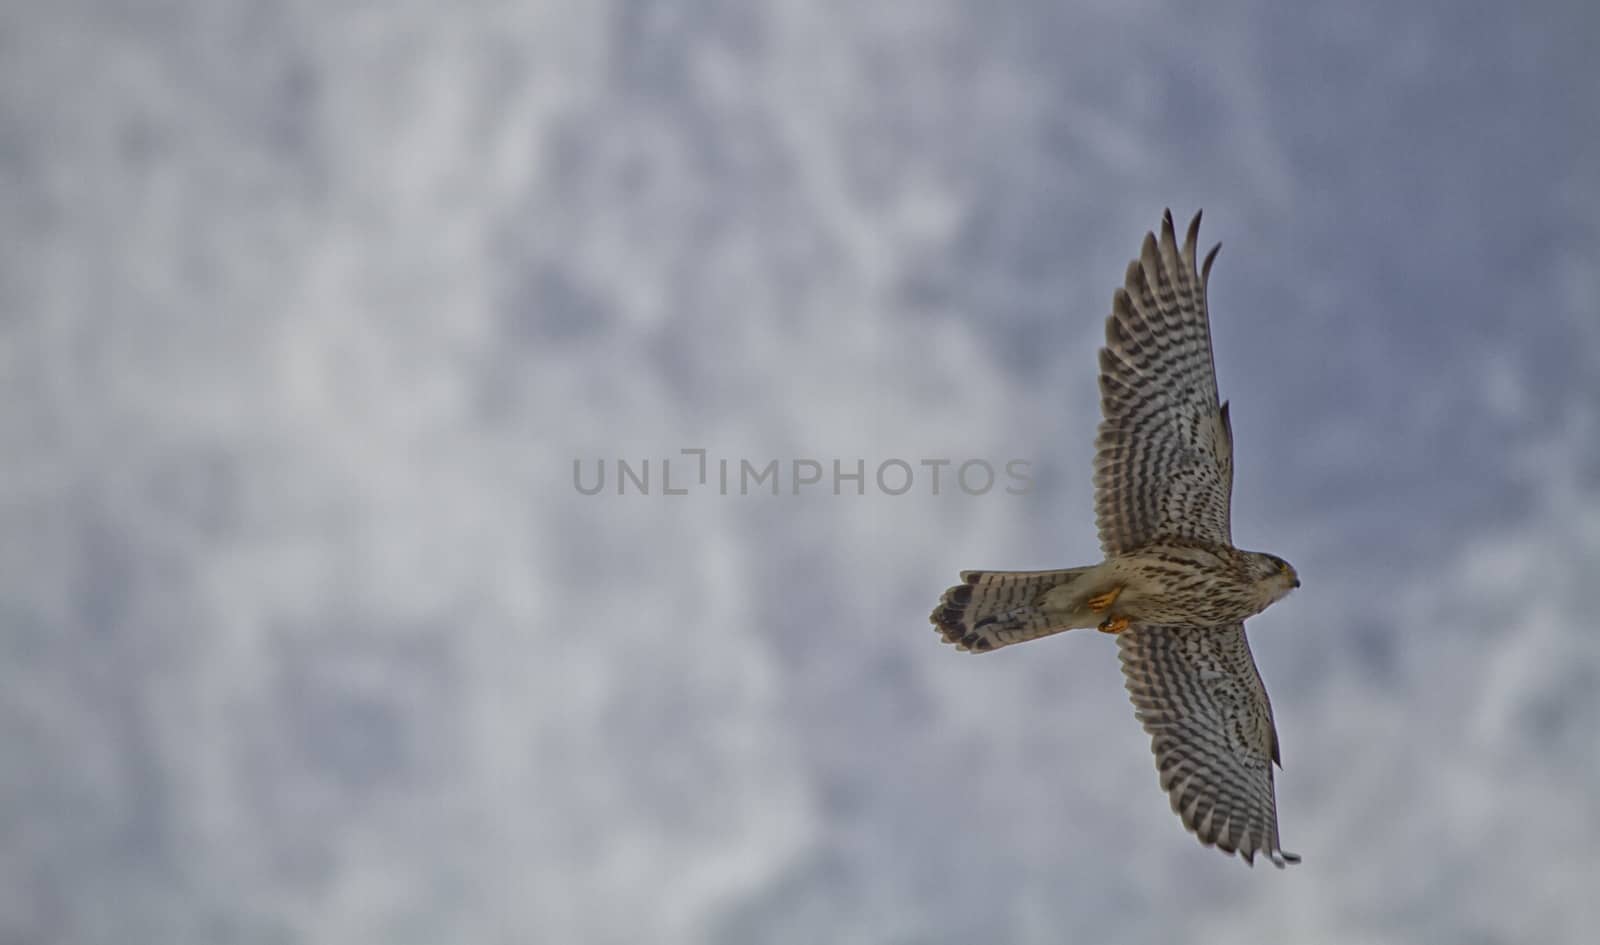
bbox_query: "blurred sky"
[2,2,1598,944]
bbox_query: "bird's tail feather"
[930,566,1097,653]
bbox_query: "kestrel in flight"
[930,210,1302,867]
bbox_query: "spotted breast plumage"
[929,210,1302,868]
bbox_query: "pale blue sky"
[2,2,1596,943]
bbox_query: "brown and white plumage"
[931,568,1094,652]
[1119,622,1297,867]
[929,210,1301,868]
[1096,212,1234,555]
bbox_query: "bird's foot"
[1097,615,1131,635]
[1086,586,1123,612]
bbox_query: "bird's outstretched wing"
[1117,621,1299,867]
[1094,210,1234,556]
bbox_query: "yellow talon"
[1087,586,1123,612]
[1098,615,1130,635]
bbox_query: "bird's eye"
[1275,559,1290,573]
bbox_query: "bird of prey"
[930,210,1302,867]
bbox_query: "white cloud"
[2,2,1596,943]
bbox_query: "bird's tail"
[930,566,1098,653]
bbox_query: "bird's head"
[1245,551,1300,607]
